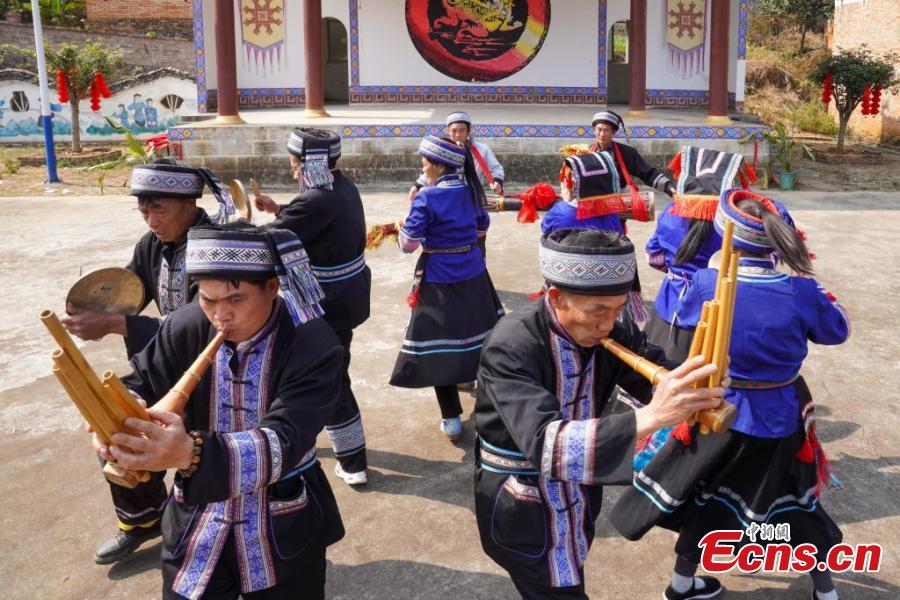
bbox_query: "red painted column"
[213,0,244,123]
[706,0,731,122]
[627,0,647,115]
[303,0,329,117]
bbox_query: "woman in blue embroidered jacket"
[611,190,850,600]
[643,202,723,362]
[540,151,625,237]
[97,224,345,600]
[644,146,758,363]
[390,135,504,441]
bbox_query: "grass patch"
[792,101,838,137]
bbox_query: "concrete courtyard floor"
[0,188,897,599]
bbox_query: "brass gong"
[230,179,253,222]
[66,267,146,315]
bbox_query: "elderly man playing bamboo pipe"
[95,223,345,600]
[62,159,232,565]
[473,228,727,600]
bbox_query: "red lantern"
[822,72,832,104]
[861,86,872,116]
[56,70,69,103]
[89,81,102,112]
[94,72,111,99]
[871,86,882,116]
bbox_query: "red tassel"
[672,196,718,220]
[738,169,749,189]
[630,186,649,222]
[528,289,546,302]
[796,437,815,463]
[512,183,557,224]
[743,163,758,185]
[796,228,807,241]
[576,194,629,219]
[406,286,420,308]
[56,70,69,103]
[94,72,111,98]
[822,72,832,104]
[672,421,693,446]
[517,200,539,224]
[668,151,682,180]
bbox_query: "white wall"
[203,0,351,93]
[356,0,599,87]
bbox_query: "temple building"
[169,0,768,184]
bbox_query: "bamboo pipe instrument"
[102,331,224,486]
[41,310,119,419]
[52,349,118,445]
[47,332,151,486]
[102,371,150,421]
[51,363,112,444]
[598,338,669,385]
[598,338,735,432]
[153,332,226,415]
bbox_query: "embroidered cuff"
[647,251,667,270]
[222,428,282,495]
[541,419,602,483]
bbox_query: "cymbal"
[66,267,145,315]
[230,179,253,222]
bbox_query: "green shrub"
[793,101,838,136]
[3,157,20,175]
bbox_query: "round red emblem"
[405,0,552,83]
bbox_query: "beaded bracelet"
[178,430,203,479]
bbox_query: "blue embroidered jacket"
[473,298,673,589]
[645,202,722,328]
[680,258,851,438]
[540,200,625,236]
[399,173,490,283]
[124,300,345,599]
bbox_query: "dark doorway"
[323,17,349,103]
[607,20,630,105]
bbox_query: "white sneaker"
[334,462,368,486]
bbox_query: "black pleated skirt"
[390,270,504,388]
[610,405,841,564]
[643,308,695,364]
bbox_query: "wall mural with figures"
[0,72,197,142]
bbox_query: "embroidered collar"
[737,257,785,280]
[738,257,775,269]
[435,173,464,188]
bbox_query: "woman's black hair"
[460,140,487,208]
[674,219,714,264]
[734,197,813,275]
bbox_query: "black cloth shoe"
[93,523,162,565]
[663,576,723,600]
